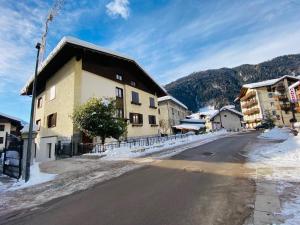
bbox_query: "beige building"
[210,106,243,131]
[0,113,23,151]
[158,96,189,134]
[236,75,300,128]
[21,37,166,162]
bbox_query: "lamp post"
[25,43,41,182]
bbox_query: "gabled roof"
[158,95,188,109]
[21,36,167,97]
[210,106,243,120]
[0,112,24,128]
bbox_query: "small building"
[21,36,166,162]
[0,113,23,151]
[158,95,189,135]
[210,106,243,131]
[173,118,206,134]
[236,75,300,128]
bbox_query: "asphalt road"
[0,132,258,225]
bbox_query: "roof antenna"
[39,0,64,67]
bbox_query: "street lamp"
[25,43,41,182]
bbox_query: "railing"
[242,99,258,108]
[243,108,260,116]
[78,133,192,155]
[241,91,256,101]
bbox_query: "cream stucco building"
[0,113,23,151]
[21,37,166,162]
[210,106,243,131]
[157,96,189,134]
[236,75,300,128]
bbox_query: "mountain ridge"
[164,53,300,112]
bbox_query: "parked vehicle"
[254,123,269,130]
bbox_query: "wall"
[212,110,242,131]
[0,122,11,150]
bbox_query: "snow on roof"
[173,123,205,131]
[243,75,299,89]
[0,112,22,123]
[21,36,167,95]
[180,118,206,123]
[210,106,243,120]
[158,95,188,109]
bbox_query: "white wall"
[0,123,11,150]
[212,110,242,131]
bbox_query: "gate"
[55,141,73,158]
[3,133,23,179]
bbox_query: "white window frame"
[49,86,56,100]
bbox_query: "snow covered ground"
[247,127,300,224]
[84,130,230,160]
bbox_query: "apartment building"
[0,113,23,151]
[21,37,166,162]
[158,96,189,134]
[236,75,300,128]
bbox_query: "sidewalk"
[0,131,235,216]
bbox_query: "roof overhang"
[21,37,167,97]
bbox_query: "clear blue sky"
[1,0,300,122]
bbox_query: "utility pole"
[25,43,41,182]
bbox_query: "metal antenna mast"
[39,0,64,65]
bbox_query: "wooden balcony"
[241,91,256,101]
[243,108,260,116]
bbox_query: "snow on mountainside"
[165,54,300,112]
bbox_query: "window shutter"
[129,113,133,123]
[53,113,57,127]
[138,114,143,124]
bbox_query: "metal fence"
[78,133,192,155]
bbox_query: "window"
[270,102,274,107]
[116,108,124,118]
[116,74,122,81]
[148,115,156,125]
[47,113,57,128]
[131,91,140,104]
[37,97,43,108]
[272,110,276,116]
[158,108,160,114]
[131,81,136,87]
[47,143,52,158]
[149,97,156,108]
[0,124,4,131]
[49,86,56,100]
[129,113,143,125]
[0,137,3,144]
[116,87,123,98]
[224,114,227,117]
[172,108,175,115]
[268,93,273,98]
[36,119,41,131]
[267,86,272,92]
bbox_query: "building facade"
[210,106,243,131]
[0,113,23,151]
[21,37,166,162]
[237,75,300,128]
[158,96,189,135]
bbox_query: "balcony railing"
[241,91,256,101]
[243,107,260,116]
[242,99,258,109]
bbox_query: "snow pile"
[258,127,291,140]
[9,163,56,190]
[248,128,300,224]
[85,130,229,160]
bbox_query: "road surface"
[0,132,258,225]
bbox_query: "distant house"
[173,118,206,134]
[21,36,167,162]
[0,113,23,151]
[158,96,189,135]
[210,106,243,131]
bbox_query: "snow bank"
[85,130,229,160]
[9,163,56,190]
[258,127,291,140]
[248,128,300,224]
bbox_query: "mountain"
[165,54,300,112]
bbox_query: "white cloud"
[106,0,130,19]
